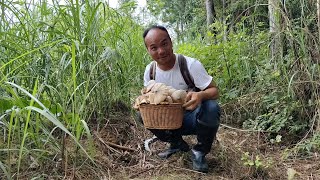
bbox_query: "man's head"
[143,25,175,70]
[143,25,171,42]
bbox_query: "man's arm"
[183,81,219,111]
[199,81,219,100]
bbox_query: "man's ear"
[144,40,148,48]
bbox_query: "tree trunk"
[179,0,185,42]
[269,0,281,68]
[317,0,320,42]
[222,0,227,41]
[205,0,216,29]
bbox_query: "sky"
[107,0,157,27]
[29,0,146,8]
[108,0,146,8]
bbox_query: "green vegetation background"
[0,0,319,178]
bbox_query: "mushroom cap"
[150,83,165,92]
[165,96,173,103]
[168,88,176,96]
[146,80,156,92]
[152,93,167,105]
[136,82,179,106]
[148,93,155,104]
[133,94,149,109]
[141,87,147,94]
[171,90,187,103]
[150,83,169,104]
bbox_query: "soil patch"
[85,113,320,179]
[17,112,320,179]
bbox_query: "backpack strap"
[178,54,200,92]
[149,61,156,80]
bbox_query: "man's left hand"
[182,91,203,111]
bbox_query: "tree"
[118,0,138,15]
[317,0,320,42]
[205,0,216,28]
[269,0,281,67]
[146,0,205,41]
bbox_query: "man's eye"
[151,47,157,51]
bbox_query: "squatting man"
[137,25,221,173]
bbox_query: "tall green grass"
[1,0,319,178]
[0,0,146,178]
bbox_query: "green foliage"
[177,21,269,102]
[0,0,146,177]
[241,151,273,178]
[0,0,319,178]
[176,10,319,140]
[242,94,307,134]
[225,0,269,30]
[291,133,320,156]
[241,152,263,168]
[146,0,206,41]
[118,0,138,15]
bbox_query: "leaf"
[287,168,297,180]
[25,106,93,162]
[0,160,11,180]
[29,155,39,169]
[276,135,282,143]
[0,98,14,113]
[6,82,94,163]
[49,103,63,114]
[272,70,280,78]
[81,119,94,155]
[255,155,262,168]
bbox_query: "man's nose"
[158,47,166,55]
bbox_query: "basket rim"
[139,103,183,106]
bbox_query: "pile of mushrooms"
[133,80,187,110]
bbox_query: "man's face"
[144,28,174,66]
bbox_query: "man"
[141,25,221,173]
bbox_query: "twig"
[168,165,206,174]
[220,123,269,133]
[62,132,67,177]
[94,132,137,152]
[94,132,121,154]
[129,165,159,179]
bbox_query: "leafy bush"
[177,20,319,139]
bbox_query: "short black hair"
[142,25,170,39]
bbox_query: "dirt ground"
[15,109,319,180]
[83,111,320,180]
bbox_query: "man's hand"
[182,91,203,111]
[182,81,219,111]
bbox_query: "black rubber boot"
[192,123,219,173]
[149,129,190,159]
[191,149,208,173]
[158,138,189,159]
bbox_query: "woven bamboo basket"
[139,103,184,129]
